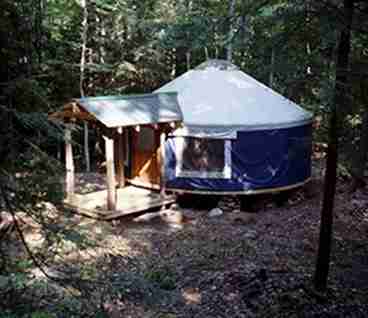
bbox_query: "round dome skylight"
[195,59,239,71]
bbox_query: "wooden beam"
[65,124,75,202]
[63,202,105,220]
[115,129,125,188]
[103,196,176,220]
[48,103,97,122]
[160,131,166,195]
[104,136,116,210]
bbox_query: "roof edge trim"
[73,91,178,103]
[184,117,313,131]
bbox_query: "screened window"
[175,137,231,179]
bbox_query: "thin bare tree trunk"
[204,47,209,60]
[171,48,177,79]
[35,0,44,65]
[306,0,312,76]
[269,48,275,88]
[96,13,106,64]
[186,51,191,71]
[306,42,312,75]
[80,0,87,97]
[314,0,354,292]
[80,0,90,172]
[65,125,75,201]
[104,136,116,211]
[83,122,90,172]
[239,15,247,67]
[226,0,236,62]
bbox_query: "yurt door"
[130,126,161,188]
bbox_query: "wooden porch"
[48,94,182,218]
[65,174,176,220]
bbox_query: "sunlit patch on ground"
[5,162,368,317]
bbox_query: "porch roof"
[50,92,183,128]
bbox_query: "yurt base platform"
[167,178,311,196]
[64,186,176,220]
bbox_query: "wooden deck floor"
[65,186,176,220]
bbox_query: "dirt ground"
[5,160,368,317]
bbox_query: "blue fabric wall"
[164,124,312,192]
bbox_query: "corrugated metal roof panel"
[74,92,182,128]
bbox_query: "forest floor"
[3,159,368,317]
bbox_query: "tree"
[80,0,90,172]
[226,0,236,62]
[314,0,355,292]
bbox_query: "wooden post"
[65,124,75,202]
[115,128,125,188]
[84,121,90,172]
[104,135,116,210]
[160,131,166,196]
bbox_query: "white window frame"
[175,137,232,179]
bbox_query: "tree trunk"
[186,51,191,71]
[160,132,166,196]
[104,136,116,211]
[115,130,125,188]
[314,0,354,292]
[204,47,209,60]
[171,48,177,79]
[80,0,90,172]
[96,13,106,64]
[269,48,275,88]
[65,124,75,202]
[83,122,90,172]
[239,15,247,67]
[35,0,44,65]
[226,0,236,62]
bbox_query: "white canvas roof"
[155,60,313,138]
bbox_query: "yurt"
[155,60,313,194]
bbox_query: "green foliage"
[337,162,352,180]
[2,140,64,205]
[3,79,49,113]
[0,268,37,316]
[30,312,55,318]
[0,0,367,315]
